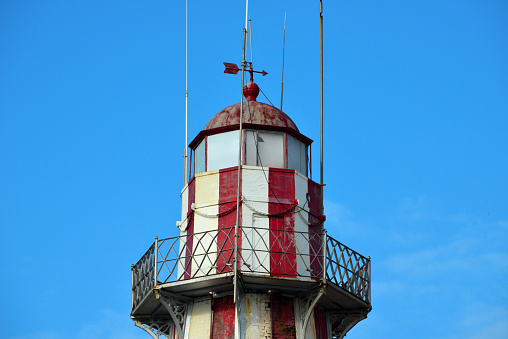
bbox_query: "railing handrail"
[325,234,367,261]
[154,225,328,243]
[146,227,369,262]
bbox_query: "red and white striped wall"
[180,292,328,339]
[178,166,324,280]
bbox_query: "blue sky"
[1,1,507,338]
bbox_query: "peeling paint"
[211,296,235,339]
[271,294,296,339]
[218,168,240,273]
[245,293,271,339]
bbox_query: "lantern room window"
[246,130,284,168]
[193,129,308,176]
[195,139,206,174]
[207,130,239,171]
[287,134,307,175]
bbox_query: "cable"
[245,93,323,226]
[259,88,275,107]
[246,100,290,210]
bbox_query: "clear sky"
[1,1,507,338]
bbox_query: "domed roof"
[189,82,311,149]
[204,82,299,132]
[204,100,299,132]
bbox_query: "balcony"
[131,226,371,319]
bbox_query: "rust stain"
[204,101,299,132]
[246,297,251,315]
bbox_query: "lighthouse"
[131,72,372,337]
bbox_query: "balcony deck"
[131,226,371,319]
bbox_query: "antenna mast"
[281,12,286,110]
[183,0,188,186]
[249,15,253,64]
[234,1,249,338]
[320,0,324,192]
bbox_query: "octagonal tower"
[131,83,371,338]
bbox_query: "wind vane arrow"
[223,62,240,75]
[223,62,268,82]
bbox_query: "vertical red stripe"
[189,148,193,182]
[184,178,195,280]
[218,167,241,273]
[268,168,296,278]
[271,294,296,339]
[308,179,324,279]
[211,295,235,339]
[314,306,328,339]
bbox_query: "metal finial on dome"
[243,82,259,101]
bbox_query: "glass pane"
[287,134,307,175]
[207,130,239,171]
[195,139,206,174]
[300,139,307,175]
[245,130,257,166]
[257,131,284,168]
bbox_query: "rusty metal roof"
[188,82,311,149]
[204,100,299,132]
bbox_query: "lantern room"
[189,82,312,177]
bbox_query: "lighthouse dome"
[204,84,299,132]
[190,82,310,148]
[189,82,311,176]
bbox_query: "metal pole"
[320,0,324,193]
[323,229,327,281]
[183,0,188,186]
[367,256,372,304]
[280,12,286,110]
[131,264,135,310]
[249,15,253,64]
[234,2,249,338]
[309,144,312,180]
[154,236,158,287]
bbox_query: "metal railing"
[131,243,156,309]
[325,236,371,304]
[132,227,370,309]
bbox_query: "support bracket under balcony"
[134,319,173,339]
[296,285,325,339]
[328,309,369,339]
[154,290,191,339]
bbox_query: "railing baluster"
[131,264,135,309]
[367,256,371,303]
[323,229,327,281]
[154,236,158,287]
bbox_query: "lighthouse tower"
[131,79,372,338]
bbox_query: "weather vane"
[223,62,268,82]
